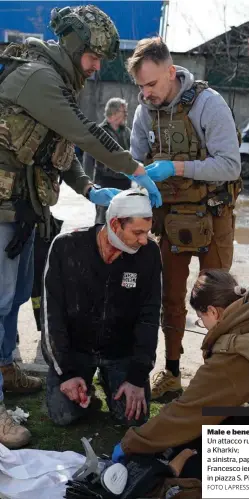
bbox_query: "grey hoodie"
[130,66,241,182]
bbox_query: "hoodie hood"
[202,292,249,358]
[138,65,194,112]
[25,37,84,92]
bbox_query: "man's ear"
[110,217,119,232]
[169,64,176,81]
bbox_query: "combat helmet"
[49,4,120,69]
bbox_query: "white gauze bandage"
[106,188,152,254]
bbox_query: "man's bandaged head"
[106,189,152,254]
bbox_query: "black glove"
[5,199,39,259]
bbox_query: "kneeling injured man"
[41,189,162,427]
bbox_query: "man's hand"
[132,174,162,208]
[124,172,162,208]
[114,382,147,421]
[133,163,146,176]
[89,187,121,206]
[145,160,176,182]
[60,377,87,404]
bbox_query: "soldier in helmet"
[0,5,161,450]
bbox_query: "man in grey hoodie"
[127,37,241,401]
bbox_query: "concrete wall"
[173,53,249,126]
[218,89,249,127]
[172,53,206,80]
[79,80,139,126]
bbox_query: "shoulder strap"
[180,80,209,110]
[0,43,32,85]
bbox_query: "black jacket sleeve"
[126,242,162,387]
[40,236,78,381]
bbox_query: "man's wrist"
[60,371,78,383]
[127,364,149,387]
[133,162,145,176]
[83,184,94,199]
[173,161,185,176]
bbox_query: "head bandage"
[106,189,152,254]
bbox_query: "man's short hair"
[127,36,171,76]
[117,216,152,229]
[104,97,127,118]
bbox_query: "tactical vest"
[146,81,241,253]
[0,43,75,216]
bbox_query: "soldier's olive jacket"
[0,38,138,205]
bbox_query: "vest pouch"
[151,205,168,237]
[34,166,60,207]
[164,204,213,253]
[157,177,208,204]
[0,107,48,166]
[0,170,15,200]
[227,178,243,207]
[51,137,74,171]
[168,119,190,154]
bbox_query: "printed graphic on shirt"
[121,272,137,289]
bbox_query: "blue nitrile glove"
[88,187,121,206]
[112,443,125,463]
[145,160,176,182]
[130,174,162,208]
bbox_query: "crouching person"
[41,189,161,427]
[112,269,249,484]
